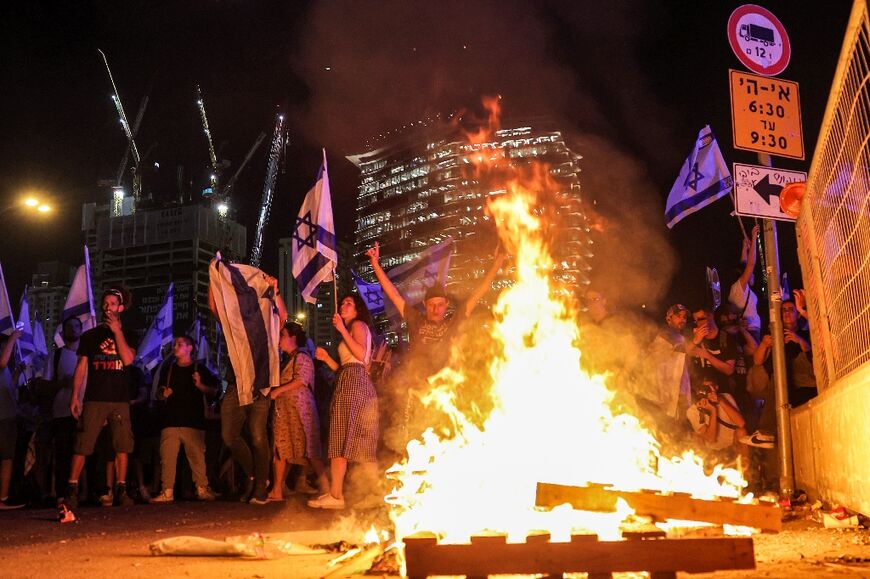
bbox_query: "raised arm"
[264,273,288,323]
[463,246,507,318]
[366,242,406,316]
[737,224,760,289]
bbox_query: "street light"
[0,194,55,218]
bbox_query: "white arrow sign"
[733,162,806,221]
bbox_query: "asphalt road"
[0,497,868,578]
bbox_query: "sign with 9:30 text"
[729,69,804,160]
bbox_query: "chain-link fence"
[797,0,870,391]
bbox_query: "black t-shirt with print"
[404,306,463,379]
[77,325,137,403]
[689,331,738,394]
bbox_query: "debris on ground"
[149,533,329,558]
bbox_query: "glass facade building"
[348,121,592,305]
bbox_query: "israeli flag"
[387,237,453,307]
[665,126,733,229]
[16,287,38,369]
[187,313,216,374]
[32,311,49,375]
[135,283,174,373]
[54,247,97,347]
[351,269,385,316]
[291,148,337,304]
[0,262,15,336]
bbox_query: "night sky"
[0,1,853,316]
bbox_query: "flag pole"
[83,246,97,329]
[0,262,23,364]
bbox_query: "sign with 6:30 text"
[729,69,804,159]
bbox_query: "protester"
[44,317,83,502]
[752,299,818,409]
[714,304,759,426]
[727,224,762,341]
[365,242,505,449]
[311,294,378,510]
[63,287,137,508]
[209,263,286,504]
[644,304,693,425]
[0,329,24,509]
[268,321,328,502]
[150,335,219,503]
[688,306,737,395]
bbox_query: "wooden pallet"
[402,531,755,578]
[536,482,782,532]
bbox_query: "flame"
[387,102,747,572]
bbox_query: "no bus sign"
[727,4,791,76]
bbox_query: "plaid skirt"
[327,363,378,462]
[272,386,323,464]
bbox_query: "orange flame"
[387,100,748,572]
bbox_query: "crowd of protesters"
[0,228,818,510]
[0,243,505,511]
[580,224,818,494]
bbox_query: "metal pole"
[758,152,795,495]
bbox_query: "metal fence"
[797,0,870,391]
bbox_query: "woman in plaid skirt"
[267,321,329,501]
[309,294,379,510]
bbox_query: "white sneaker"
[307,493,345,510]
[150,489,174,504]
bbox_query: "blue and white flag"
[209,255,281,405]
[665,125,733,229]
[32,311,49,376]
[387,237,453,309]
[292,148,337,304]
[0,262,15,336]
[54,248,97,347]
[135,283,174,373]
[187,314,216,374]
[351,269,386,316]
[16,287,38,370]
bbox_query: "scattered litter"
[149,533,330,559]
[57,504,77,524]
[822,513,860,529]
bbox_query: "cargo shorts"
[74,401,135,456]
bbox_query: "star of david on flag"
[134,283,174,374]
[292,149,337,304]
[350,269,385,316]
[665,125,733,229]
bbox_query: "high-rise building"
[348,120,591,308]
[29,261,76,348]
[82,199,246,334]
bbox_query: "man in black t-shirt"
[150,335,218,503]
[688,306,737,395]
[64,287,137,508]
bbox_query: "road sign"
[730,70,804,159]
[727,4,791,76]
[733,162,806,221]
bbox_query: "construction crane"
[98,49,142,202]
[249,114,287,268]
[196,85,219,188]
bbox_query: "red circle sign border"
[727,4,791,76]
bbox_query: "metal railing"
[798,0,870,391]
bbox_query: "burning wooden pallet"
[403,531,755,578]
[536,482,782,532]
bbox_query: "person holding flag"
[63,286,137,509]
[54,247,97,348]
[365,240,506,451]
[0,262,25,509]
[209,257,286,504]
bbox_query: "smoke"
[289,0,678,156]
